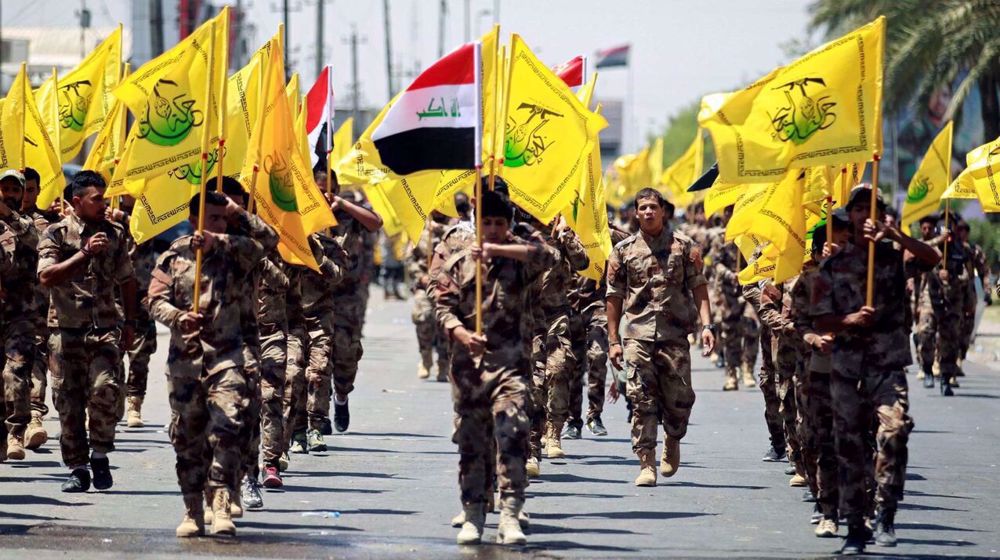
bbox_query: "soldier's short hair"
[69,170,107,198]
[480,189,513,221]
[206,176,245,198]
[189,190,229,217]
[23,167,41,184]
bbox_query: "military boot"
[436,358,450,382]
[5,435,26,461]
[940,378,954,396]
[496,496,527,545]
[634,448,657,486]
[455,503,486,545]
[203,489,215,525]
[176,493,206,538]
[922,365,935,388]
[840,522,867,555]
[126,396,144,428]
[545,422,566,459]
[723,368,738,391]
[740,363,757,387]
[417,351,432,379]
[873,507,897,547]
[210,487,237,536]
[24,412,48,450]
[230,488,244,518]
[525,456,541,478]
[660,435,680,477]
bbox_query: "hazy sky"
[3,0,815,150]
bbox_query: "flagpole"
[19,63,27,173]
[215,12,229,194]
[114,63,130,170]
[193,20,218,315]
[865,153,881,307]
[324,65,334,197]
[473,39,485,335]
[943,200,950,263]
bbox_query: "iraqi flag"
[594,44,630,68]
[372,42,481,175]
[305,65,334,169]
[553,55,586,91]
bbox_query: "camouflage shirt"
[300,233,347,320]
[531,226,589,320]
[0,211,39,320]
[568,224,630,313]
[331,209,368,293]
[37,213,134,329]
[607,228,707,342]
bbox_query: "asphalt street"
[2,292,999,558]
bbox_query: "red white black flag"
[305,65,334,168]
[372,42,481,175]
[553,55,586,90]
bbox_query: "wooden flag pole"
[19,63,27,173]
[865,154,881,307]
[215,18,229,195]
[943,200,951,263]
[192,21,218,314]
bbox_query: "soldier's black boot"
[922,366,935,388]
[940,379,954,397]
[840,522,867,555]
[91,454,113,490]
[62,468,91,493]
[333,397,350,433]
[874,507,897,547]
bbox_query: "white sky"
[2,0,814,150]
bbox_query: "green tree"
[657,100,714,171]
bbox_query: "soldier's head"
[480,189,513,244]
[633,188,669,235]
[21,167,40,211]
[957,220,971,242]
[69,170,108,223]
[846,184,885,236]
[314,167,340,196]
[189,190,231,234]
[1,169,25,210]
[207,176,248,210]
[454,192,471,220]
[918,214,939,240]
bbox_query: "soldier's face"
[1,178,23,209]
[22,179,39,209]
[72,186,107,222]
[635,197,665,233]
[833,225,852,246]
[919,222,935,239]
[481,216,510,243]
[200,203,229,234]
[848,202,870,233]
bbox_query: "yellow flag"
[240,38,336,270]
[733,173,808,285]
[699,17,885,184]
[128,175,198,243]
[363,183,405,237]
[942,136,1000,212]
[661,131,704,206]
[901,121,953,229]
[86,98,128,186]
[36,27,122,162]
[113,10,229,191]
[330,117,354,166]
[502,34,608,223]
[725,181,773,240]
[704,180,745,218]
[223,43,267,179]
[648,137,664,183]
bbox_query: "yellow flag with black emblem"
[240,38,336,270]
[36,26,122,162]
[502,34,608,224]
[699,17,884,184]
[84,97,128,185]
[901,121,953,230]
[942,135,1000,212]
[112,9,229,193]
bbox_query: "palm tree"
[810,0,1000,140]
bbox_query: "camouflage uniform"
[1,211,38,452]
[124,229,158,401]
[911,234,947,371]
[330,211,368,401]
[742,284,784,453]
[37,213,133,467]
[959,241,988,362]
[757,280,803,474]
[408,221,450,377]
[510,222,546,463]
[916,245,969,381]
[26,209,56,420]
[256,255,292,467]
[607,229,706,455]
[709,234,758,386]
[434,234,557,507]
[812,241,915,523]
[148,214,275,498]
[281,265,308,445]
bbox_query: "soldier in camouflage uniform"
[435,188,556,546]
[149,191,277,537]
[911,215,948,383]
[37,171,137,493]
[281,263,307,461]
[956,221,990,370]
[709,226,758,390]
[742,282,785,462]
[812,186,939,554]
[256,254,293,488]
[408,215,452,381]
[607,188,715,487]
[1,170,38,462]
[915,234,970,396]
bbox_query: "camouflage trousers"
[624,338,696,453]
[332,293,366,398]
[241,349,262,480]
[831,369,913,522]
[50,327,121,467]
[282,332,307,440]
[959,309,975,360]
[798,365,838,517]
[30,331,50,416]
[757,327,785,451]
[568,306,609,427]
[721,314,759,381]
[259,326,288,466]
[305,315,334,431]
[1,320,34,443]
[412,288,449,372]
[774,340,802,473]
[167,363,249,495]
[125,313,158,399]
[544,313,576,427]
[916,305,963,378]
[451,350,530,505]
[528,332,546,461]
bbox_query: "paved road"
[2,293,999,558]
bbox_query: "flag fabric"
[554,55,586,91]
[704,181,745,218]
[223,43,268,179]
[330,117,354,173]
[240,38,337,270]
[502,34,608,224]
[660,132,704,206]
[36,27,122,162]
[561,133,611,281]
[372,42,481,175]
[729,173,808,284]
[901,121,953,230]
[305,65,334,169]
[112,10,229,192]
[699,17,885,184]
[943,136,1000,212]
[647,137,664,185]
[594,44,630,69]
[84,97,128,184]
[128,175,198,243]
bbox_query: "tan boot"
[127,396,145,428]
[203,490,214,525]
[545,422,566,459]
[660,435,680,477]
[723,370,738,391]
[496,496,527,545]
[789,473,807,487]
[5,435,26,461]
[417,351,432,379]
[24,413,48,450]
[210,487,237,536]
[450,509,466,528]
[634,448,657,486]
[741,363,757,388]
[525,456,541,478]
[230,489,244,518]
[455,503,485,545]
[176,493,206,537]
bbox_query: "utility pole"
[315,0,325,78]
[77,0,91,59]
[437,0,447,58]
[463,0,470,42]
[383,0,394,98]
[344,26,365,132]
[150,0,165,57]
